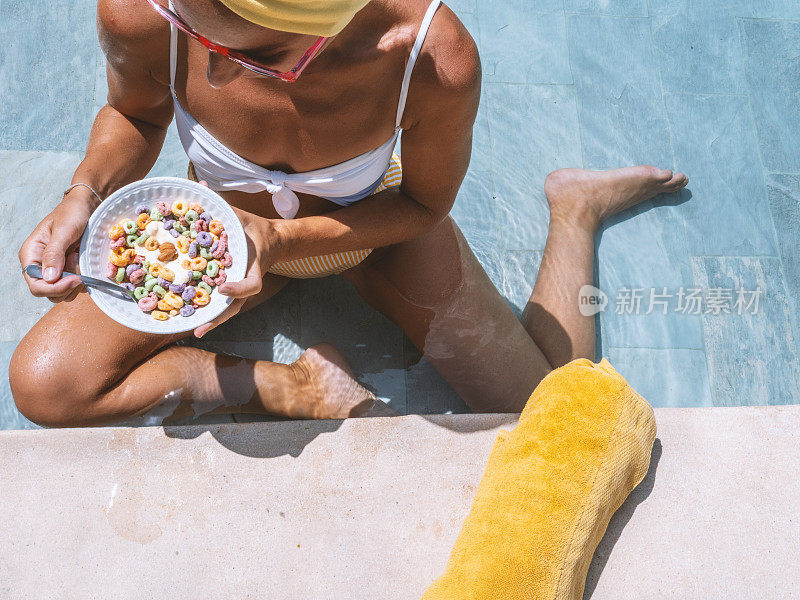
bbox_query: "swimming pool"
[2,0,799,429]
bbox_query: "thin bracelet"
[62,182,104,205]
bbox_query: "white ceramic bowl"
[79,177,248,335]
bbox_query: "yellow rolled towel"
[421,358,656,600]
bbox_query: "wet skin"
[10,0,688,426]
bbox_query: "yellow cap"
[217,0,371,36]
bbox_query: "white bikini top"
[168,0,440,219]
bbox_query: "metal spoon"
[22,264,138,303]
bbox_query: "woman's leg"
[9,273,376,427]
[523,166,688,367]
[346,216,551,412]
[345,165,687,412]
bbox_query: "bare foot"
[290,343,396,419]
[544,166,688,232]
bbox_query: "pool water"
[2,0,799,429]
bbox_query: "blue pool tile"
[650,8,746,95]
[478,3,571,85]
[645,0,689,14]
[466,0,564,15]
[404,341,470,414]
[605,347,712,408]
[469,89,494,174]
[730,1,800,19]
[691,257,800,406]
[486,83,581,251]
[200,276,409,412]
[740,19,800,174]
[194,278,302,347]
[597,199,703,349]
[405,358,469,414]
[299,277,407,410]
[179,339,282,363]
[0,0,97,152]
[568,15,673,170]
[359,367,408,413]
[495,250,542,318]
[446,0,476,15]
[450,169,501,266]
[665,93,777,257]
[0,150,82,342]
[508,0,565,13]
[766,174,800,350]
[564,0,646,17]
[1,341,39,430]
[650,0,800,18]
[271,332,305,365]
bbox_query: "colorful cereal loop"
[138,293,158,312]
[164,292,185,309]
[109,224,125,240]
[175,235,190,254]
[159,267,175,282]
[110,248,134,267]
[189,257,207,271]
[193,288,210,306]
[208,220,224,236]
[136,212,151,230]
[171,200,189,216]
[205,261,220,278]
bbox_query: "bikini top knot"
[264,171,301,219]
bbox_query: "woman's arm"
[17,0,174,300]
[265,13,482,264]
[72,0,174,210]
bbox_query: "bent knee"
[8,334,100,428]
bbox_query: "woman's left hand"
[192,181,280,338]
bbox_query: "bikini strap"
[168,0,177,91]
[394,0,441,129]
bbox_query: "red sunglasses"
[146,0,327,82]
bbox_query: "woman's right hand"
[18,188,96,303]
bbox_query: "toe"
[663,170,688,190]
[645,166,674,183]
[672,172,689,189]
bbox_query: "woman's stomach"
[218,188,349,220]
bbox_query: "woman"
[10,0,687,426]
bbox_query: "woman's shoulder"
[392,0,481,126]
[419,2,480,90]
[97,0,171,85]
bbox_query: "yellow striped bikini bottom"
[187,153,402,278]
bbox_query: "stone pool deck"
[1,406,798,599]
